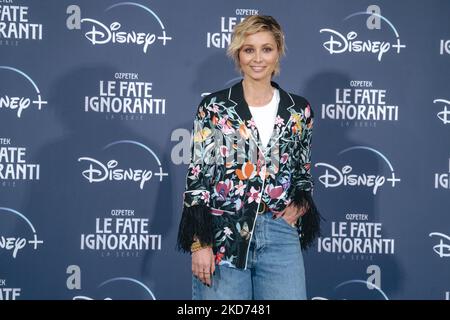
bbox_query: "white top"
[248,89,280,148]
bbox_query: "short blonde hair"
[227,15,286,76]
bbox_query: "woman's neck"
[242,78,274,107]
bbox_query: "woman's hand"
[279,201,309,226]
[192,247,215,287]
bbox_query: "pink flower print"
[247,186,261,204]
[224,127,234,135]
[234,181,247,197]
[247,118,256,130]
[305,105,311,119]
[208,104,220,113]
[190,165,201,178]
[201,191,210,204]
[218,227,234,242]
[223,227,233,237]
[218,116,227,125]
[304,163,311,171]
[222,123,234,135]
[220,145,229,158]
[265,184,284,199]
[275,115,284,126]
[280,153,289,164]
[218,116,234,134]
[215,179,233,201]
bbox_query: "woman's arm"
[291,103,322,249]
[177,99,215,253]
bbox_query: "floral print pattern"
[183,81,314,269]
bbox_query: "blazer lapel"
[264,83,296,154]
[227,80,252,125]
[226,81,263,153]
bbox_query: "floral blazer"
[177,80,321,269]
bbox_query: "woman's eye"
[244,48,254,53]
[263,47,273,53]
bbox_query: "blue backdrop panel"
[0,0,449,300]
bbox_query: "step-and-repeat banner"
[1,0,449,300]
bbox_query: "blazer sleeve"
[292,103,314,193]
[291,102,322,250]
[176,99,214,253]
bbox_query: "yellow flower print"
[193,127,212,143]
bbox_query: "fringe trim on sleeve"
[292,189,324,250]
[176,204,213,253]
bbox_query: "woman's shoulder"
[282,90,314,119]
[273,82,311,110]
[279,89,311,114]
[287,92,310,108]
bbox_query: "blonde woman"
[177,15,321,300]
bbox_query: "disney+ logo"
[429,232,450,258]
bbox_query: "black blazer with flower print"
[177,80,321,269]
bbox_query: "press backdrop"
[1,0,449,300]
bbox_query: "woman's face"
[239,31,279,83]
